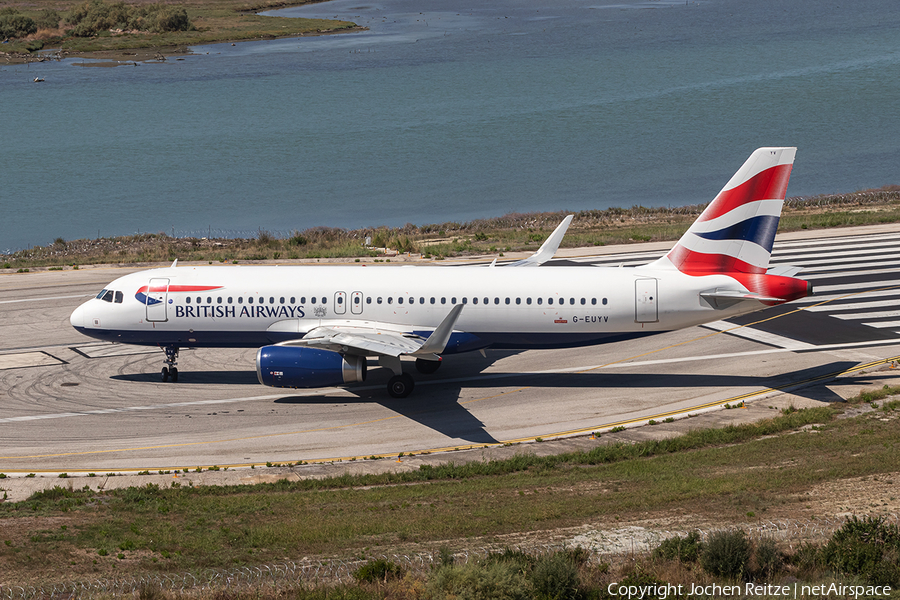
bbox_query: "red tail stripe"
[699,164,792,223]
[667,246,766,275]
[137,285,224,294]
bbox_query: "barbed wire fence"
[2,514,897,599]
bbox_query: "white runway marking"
[4,339,897,425]
[701,321,815,350]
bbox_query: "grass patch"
[3,187,899,269]
[5,400,900,585]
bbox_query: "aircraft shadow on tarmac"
[112,358,898,445]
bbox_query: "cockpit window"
[99,290,114,303]
[114,291,123,304]
[96,289,109,300]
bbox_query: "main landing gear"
[161,345,179,382]
[382,357,443,398]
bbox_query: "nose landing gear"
[161,345,179,382]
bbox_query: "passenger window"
[354,296,360,304]
[603,298,608,305]
[249,297,254,304]
[431,297,436,304]
[114,291,123,304]
[238,297,243,304]
[548,298,553,305]
[495,298,500,305]
[300,297,306,304]
[398,297,404,304]
[442,297,447,304]
[505,298,510,305]
[516,298,521,305]
[338,296,344,304]
[260,297,265,304]
[270,297,275,304]
[526,298,532,305]
[580,298,586,305]
[451,297,457,304]
[538,298,543,305]
[570,298,575,305]
[462,297,468,304]
[473,297,478,305]
[217,297,222,304]
[420,297,425,304]
[483,297,488,305]
[186,297,192,304]
[290,297,295,304]
[196,297,201,304]
[280,297,285,304]
[388,297,393,304]
[322,297,327,304]
[366,297,371,304]
[408,297,413,304]
[228,297,233,304]
[591,298,597,305]
[207,297,212,304]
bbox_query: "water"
[2,0,899,252]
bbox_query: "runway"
[2,225,900,473]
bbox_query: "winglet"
[505,215,573,267]
[416,304,464,355]
[171,259,178,268]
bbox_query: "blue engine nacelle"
[256,346,367,388]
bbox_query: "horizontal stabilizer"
[700,289,785,303]
[767,264,804,277]
[504,215,573,267]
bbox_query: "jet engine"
[256,346,367,388]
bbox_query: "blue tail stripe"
[693,215,781,251]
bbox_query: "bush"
[427,561,532,600]
[531,552,579,600]
[67,0,191,36]
[752,537,782,580]
[653,531,702,563]
[821,516,900,586]
[701,529,751,581]
[0,13,37,38]
[354,558,403,584]
[35,9,61,30]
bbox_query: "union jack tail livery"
[651,147,796,275]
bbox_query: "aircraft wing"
[502,215,573,267]
[272,304,464,359]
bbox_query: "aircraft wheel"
[387,373,415,398]
[161,367,170,382]
[170,367,178,382]
[415,358,441,375]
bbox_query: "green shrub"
[67,0,191,36]
[0,12,37,38]
[35,9,61,29]
[353,558,403,583]
[531,552,579,600]
[701,529,751,580]
[427,560,532,600]
[653,531,702,563]
[821,516,900,586]
[752,537,782,580]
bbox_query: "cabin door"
[351,291,364,315]
[145,278,169,322]
[635,278,658,323]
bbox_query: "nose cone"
[70,303,85,330]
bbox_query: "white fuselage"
[70,264,772,353]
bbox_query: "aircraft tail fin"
[646,147,796,275]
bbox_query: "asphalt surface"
[2,224,900,493]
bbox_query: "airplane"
[70,147,811,398]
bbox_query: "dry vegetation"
[3,186,900,271]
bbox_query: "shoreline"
[2,187,899,270]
